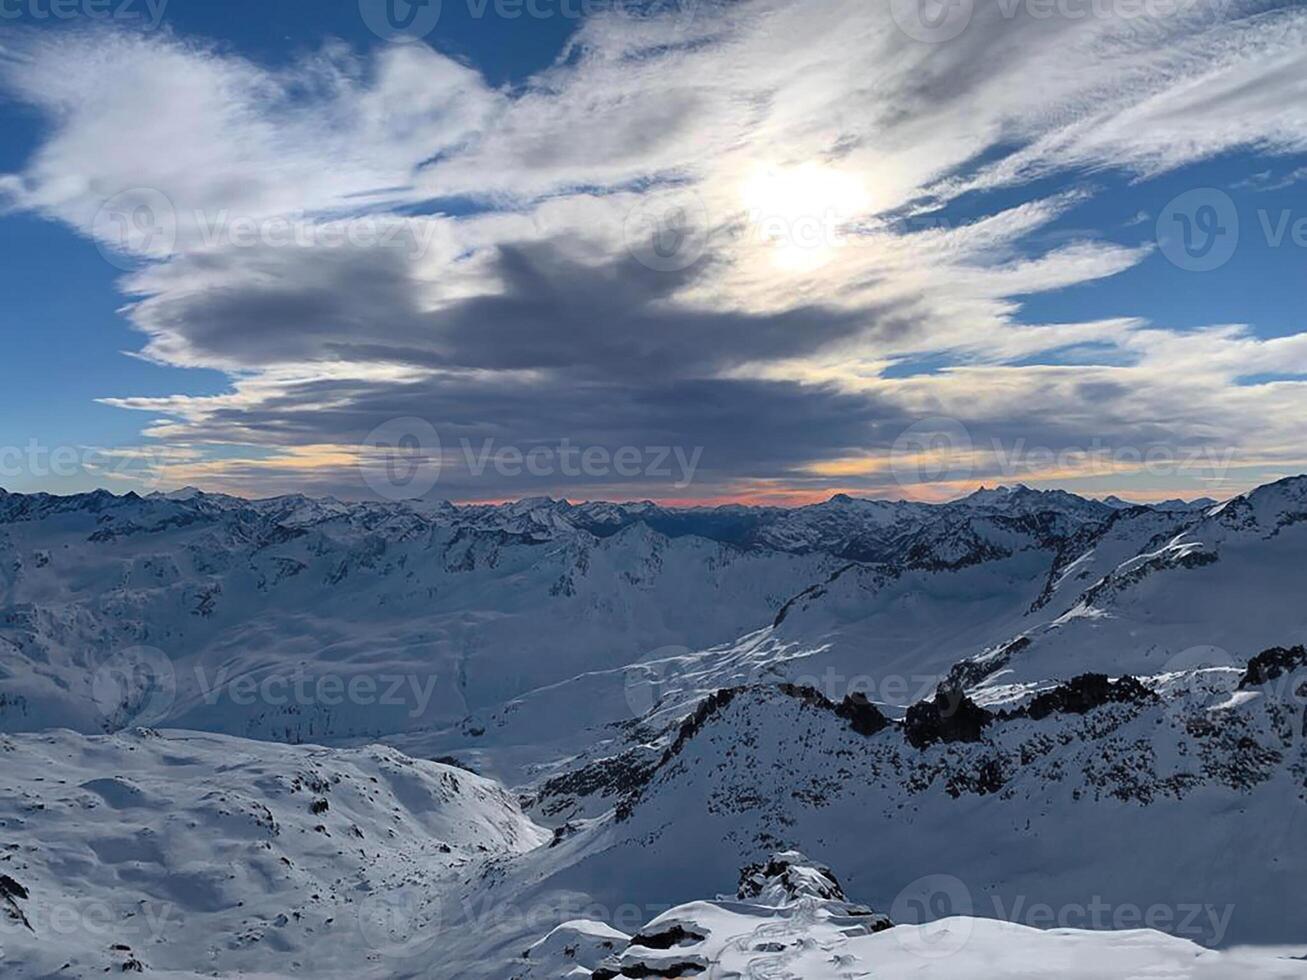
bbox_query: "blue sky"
[1,0,1306,502]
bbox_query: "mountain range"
[1,477,1306,976]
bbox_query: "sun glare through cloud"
[739,161,873,271]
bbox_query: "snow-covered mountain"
[0,480,1246,745]
[504,660,1307,947]
[0,488,839,740]
[3,478,1307,977]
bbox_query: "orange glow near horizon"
[142,442,1247,509]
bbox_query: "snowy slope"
[714,477,1307,708]
[954,476,1307,689]
[0,728,547,978]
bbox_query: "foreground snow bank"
[519,852,1307,980]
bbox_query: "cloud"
[3,2,1307,500]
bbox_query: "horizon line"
[0,479,1258,512]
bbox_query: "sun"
[739,162,871,271]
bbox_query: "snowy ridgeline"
[2,478,1307,976]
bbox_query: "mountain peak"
[962,483,1046,506]
[737,850,848,905]
[153,486,205,500]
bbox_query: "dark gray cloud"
[133,246,431,367]
[170,371,906,499]
[134,240,878,380]
[122,233,1255,501]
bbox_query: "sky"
[1,0,1306,505]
